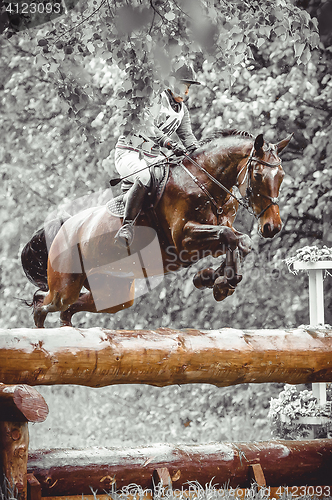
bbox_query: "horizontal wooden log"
[0,384,49,422]
[27,439,332,494]
[1,326,332,387]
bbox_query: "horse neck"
[206,140,253,194]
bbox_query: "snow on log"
[0,326,332,387]
[27,439,332,493]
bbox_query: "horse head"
[237,133,292,238]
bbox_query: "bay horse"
[21,130,292,328]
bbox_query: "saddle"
[107,162,170,218]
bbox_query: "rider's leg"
[114,178,149,246]
[114,150,151,247]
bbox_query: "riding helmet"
[172,64,201,85]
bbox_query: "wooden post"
[0,385,48,500]
[249,463,266,487]
[152,468,172,497]
[294,261,332,405]
[0,421,29,500]
[27,473,41,500]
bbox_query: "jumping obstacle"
[1,327,332,500]
[0,384,49,500]
[27,439,332,494]
[1,326,332,387]
[293,259,332,404]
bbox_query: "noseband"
[237,146,281,219]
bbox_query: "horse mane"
[200,129,254,146]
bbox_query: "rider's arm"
[143,98,172,148]
[176,105,199,150]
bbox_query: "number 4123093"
[275,486,331,497]
[5,3,61,14]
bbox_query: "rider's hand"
[187,144,198,154]
[165,141,186,157]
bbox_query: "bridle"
[236,145,282,219]
[178,145,282,220]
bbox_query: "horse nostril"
[263,222,281,238]
[263,222,273,237]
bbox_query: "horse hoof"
[193,268,215,289]
[214,275,228,287]
[228,274,243,287]
[213,276,229,301]
[213,276,237,301]
[213,286,228,302]
[33,309,45,328]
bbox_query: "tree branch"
[53,0,108,44]
[172,0,193,20]
[149,0,167,22]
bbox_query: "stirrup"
[114,223,135,247]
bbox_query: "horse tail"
[21,289,48,308]
[21,216,69,292]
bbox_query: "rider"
[114,63,201,247]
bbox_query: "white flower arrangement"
[284,245,332,275]
[269,384,332,439]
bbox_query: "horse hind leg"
[60,292,95,327]
[60,277,136,327]
[34,275,85,328]
[33,290,62,328]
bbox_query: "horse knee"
[218,227,238,251]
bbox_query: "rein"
[181,146,281,220]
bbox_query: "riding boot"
[114,179,149,247]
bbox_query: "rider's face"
[173,82,191,102]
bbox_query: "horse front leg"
[232,229,252,258]
[181,221,238,253]
[193,248,242,290]
[212,248,243,301]
[180,222,251,301]
[210,229,252,299]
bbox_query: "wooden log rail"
[0,384,48,500]
[1,326,332,387]
[27,439,332,495]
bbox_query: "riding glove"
[187,144,198,154]
[165,141,186,156]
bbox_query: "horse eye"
[254,171,263,181]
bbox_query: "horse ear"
[276,133,293,154]
[254,134,264,152]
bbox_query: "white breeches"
[114,149,164,187]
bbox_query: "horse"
[21,129,292,328]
